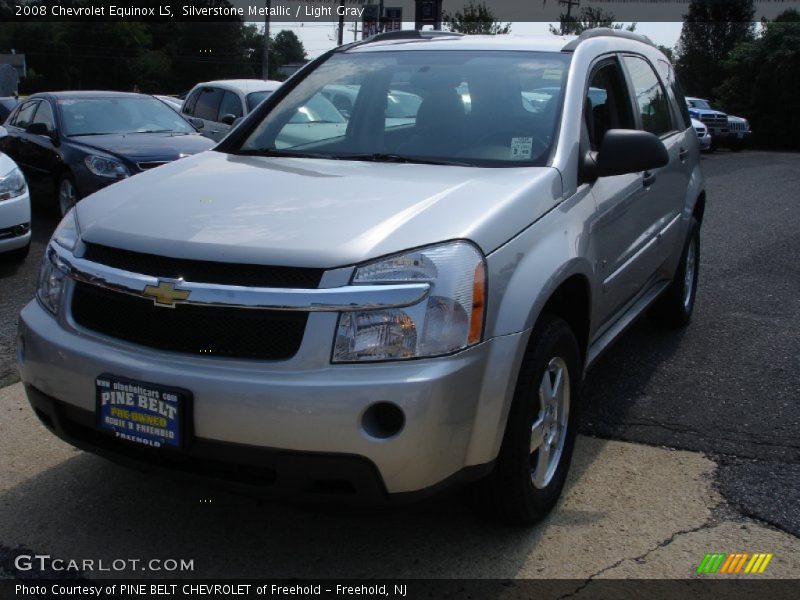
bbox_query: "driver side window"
[11,101,38,129]
[584,61,634,151]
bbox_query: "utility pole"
[337,0,345,45]
[558,0,580,35]
[262,0,271,79]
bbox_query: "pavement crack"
[556,520,715,598]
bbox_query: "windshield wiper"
[335,153,471,167]
[237,147,335,159]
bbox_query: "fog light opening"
[362,402,405,440]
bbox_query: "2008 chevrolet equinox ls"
[19,29,705,524]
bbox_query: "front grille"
[700,115,727,126]
[82,243,323,288]
[729,121,747,132]
[72,282,308,360]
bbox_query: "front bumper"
[18,299,526,498]
[0,190,31,253]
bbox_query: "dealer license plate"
[96,374,189,449]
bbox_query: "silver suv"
[19,29,705,524]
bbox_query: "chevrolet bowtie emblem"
[142,281,191,308]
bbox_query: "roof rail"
[335,29,463,52]
[368,30,463,42]
[562,28,656,52]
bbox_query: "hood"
[69,132,214,161]
[688,108,727,119]
[690,118,706,130]
[75,151,562,268]
[727,115,747,123]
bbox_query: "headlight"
[333,241,486,362]
[37,209,80,314]
[37,246,69,314]
[52,207,80,251]
[0,167,27,201]
[84,155,129,179]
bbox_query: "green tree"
[657,45,675,61]
[273,30,306,69]
[444,1,511,35]
[675,0,755,101]
[550,6,636,35]
[716,10,800,149]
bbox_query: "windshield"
[246,91,273,112]
[59,97,196,136]
[235,50,570,166]
[688,98,712,110]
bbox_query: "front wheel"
[648,218,700,328]
[477,315,581,525]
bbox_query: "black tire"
[55,173,79,217]
[477,315,581,525]
[1,241,30,263]
[648,218,700,328]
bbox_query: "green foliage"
[444,1,511,35]
[715,10,800,149]
[0,0,262,94]
[550,7,636,35]
[273,30,306,67]
[657,45,675,61]
[675,0,755,101]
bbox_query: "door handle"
[679,147,689,161]
[643,171,657,188]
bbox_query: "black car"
[0,91,215,215]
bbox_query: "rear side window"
[218,91,243,120]
[182,89,200,116]
[194,88,224,121]
[622,55,672,136]
[11,101,38,129]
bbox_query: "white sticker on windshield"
[511,137,533,160]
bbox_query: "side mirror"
[25,122,59,145]
[582,129,669,181]
[220,113,239,126]
[26,122,50,137]
[232,116,243,127]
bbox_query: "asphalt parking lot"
[0,150,798,581]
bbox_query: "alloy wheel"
[530,356,571,489]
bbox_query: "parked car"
[691,118,712,152]
[726,115,751,151]
[686,97,750,151]
[0,91,214,215]
[321,83,421,126]
[154,95,183,113]
[0,147,31,261]
[19,29,705,524]
[181,79,282,142]
[0,96,19,123]
[685,97,728,149]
